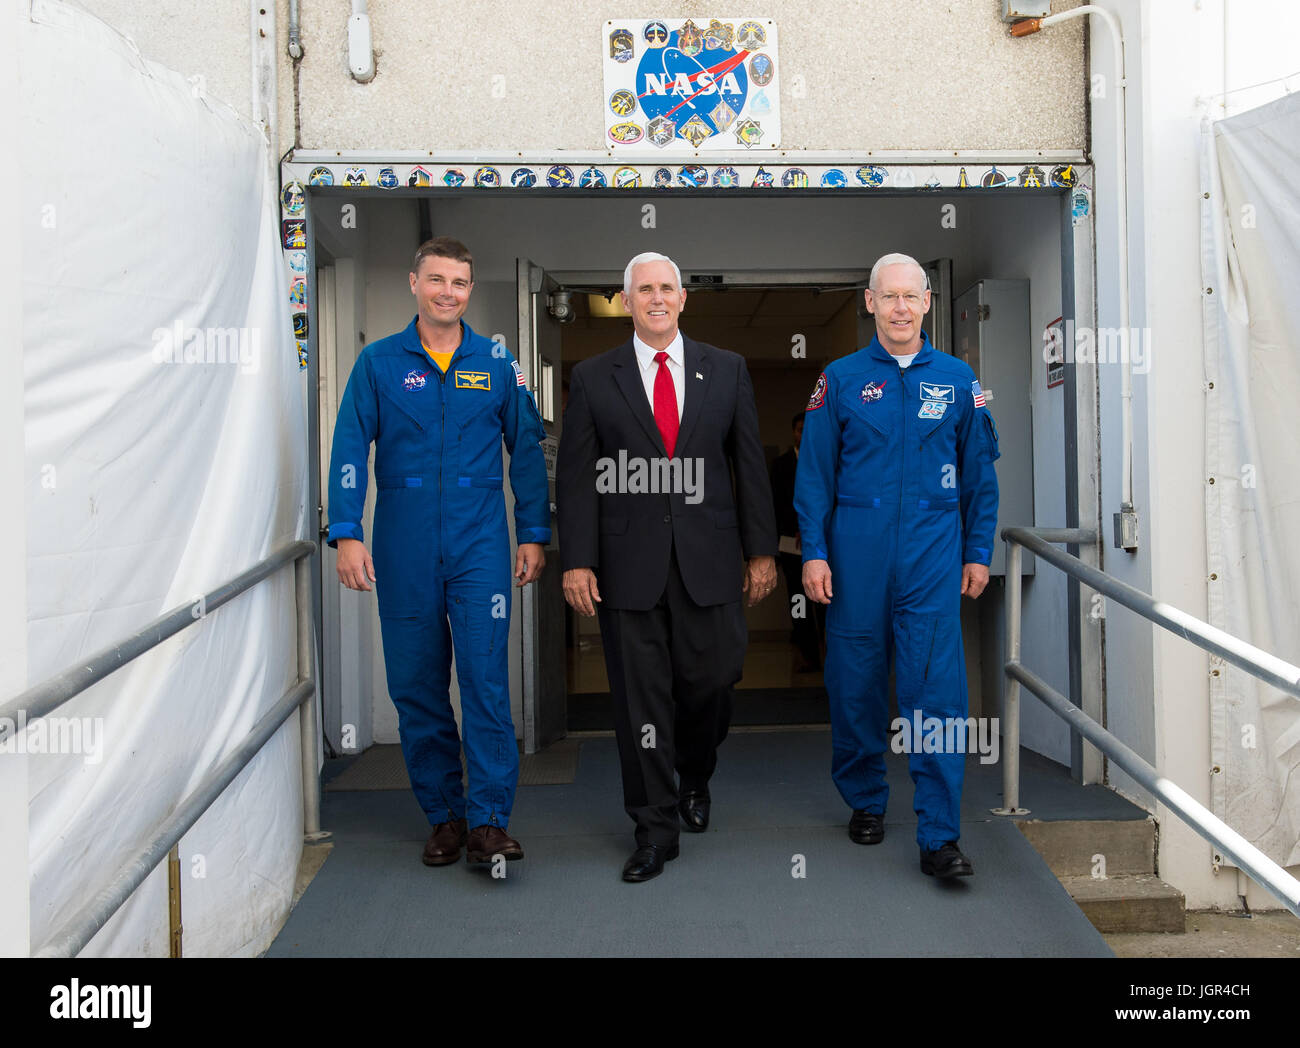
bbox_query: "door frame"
[292,166,1102,780]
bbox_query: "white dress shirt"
[632,331,685,421]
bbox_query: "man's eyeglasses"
[873,292,926,308]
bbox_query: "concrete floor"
[1105,911,1300,958]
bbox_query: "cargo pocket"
[920,615,966,717]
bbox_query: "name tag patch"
[918,400,948,419]
[455,370,491,390]
[918,382,954,403]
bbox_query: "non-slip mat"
[324,740,581,791]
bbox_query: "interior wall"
[359,199,420,744]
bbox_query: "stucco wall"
[76,0,1089,157]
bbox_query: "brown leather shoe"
[422,817,468,866]
[466,824,523,864]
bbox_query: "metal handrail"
[0,540,315,738]
[5,539,322,956]
[1001,525,1300,919]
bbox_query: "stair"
[1018,818,1185,933]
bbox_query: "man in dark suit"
[769,411,826,672]
[557,252,778,882]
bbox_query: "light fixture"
[548,290,575,324]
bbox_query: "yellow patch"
[454,370,491,390]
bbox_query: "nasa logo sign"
[603,18,780,152]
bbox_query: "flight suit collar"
[400,315,481,366]
[865,328,934,368]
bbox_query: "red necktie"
[653,351,679,457]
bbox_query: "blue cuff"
[963,546,991,566]
[327,522,364,548]
[517,526,551,545]
[802,544,828,562]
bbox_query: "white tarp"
[19,1,311,954]
[1203,91,1300,868]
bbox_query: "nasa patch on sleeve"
[806,372,827,411]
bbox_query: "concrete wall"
[78,0,1090,156]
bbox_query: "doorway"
[305,187,1072,766]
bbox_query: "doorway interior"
[307,188,1072,763]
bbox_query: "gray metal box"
[1001,0,1052,20]
[953,279,1035,576]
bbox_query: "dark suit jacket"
[557,335,777,611]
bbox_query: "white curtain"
[1203,91,1300,867]
[20,1,311,954]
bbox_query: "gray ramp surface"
[269,731,1116,957]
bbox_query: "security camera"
[548,290,576,324]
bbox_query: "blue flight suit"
[326,317,551,831]
[793,331,999,850]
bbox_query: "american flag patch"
[971,379,986,409]
[511,360,526,387]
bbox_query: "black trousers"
[780,552,826,668]
[597,546,747,847]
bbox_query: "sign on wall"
[603,18,780,151]
[1044,315,1065,389]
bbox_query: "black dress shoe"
[920,841,974,878]
[678,790,710,832]
[848,810,885,845]
[621,842,680,883]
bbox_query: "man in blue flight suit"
[326,237,551,868]
[795,253,999,879]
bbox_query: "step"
[1018,818,1155,877]
[1060,874,1186,934]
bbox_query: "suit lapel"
[611,340,668,454]
[675,336,710,454]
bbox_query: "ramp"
[269,730,1127,957]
